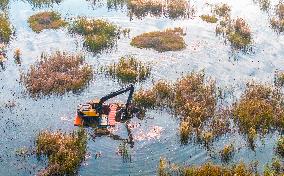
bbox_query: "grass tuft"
[28,11,67,33]
[36,129,87,176]
[103,55,151,83]
[21,51,93,97]
[131,28,186,52]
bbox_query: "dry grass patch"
[36,129,87,176]
[233,83,284,138]
[200,14,218,23]
[103,55,151,83]
[22,52,93,97]
[0,14,12,43]
[131,28,186,52]
[69,17,120,52]
[28,11,67,33]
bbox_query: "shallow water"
[0,0,284,175]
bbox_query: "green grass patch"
[200,14,218,23]
[21,52,93,97]
[0,14,12,43]
[36,129,87,175]
[131,28,186,52]
[28,11,67,33]
[103,55,151,83]
[69,17,120,52]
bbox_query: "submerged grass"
[28,11,67,33]
[131,28,186,52]
[36,129,87,176]
[103,55,151,83]
[69,17,120,52]
[22,51,93,97]
[0,14,12,43]
[233,83,284,137]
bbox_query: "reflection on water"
[0,0,284,175]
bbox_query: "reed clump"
[104,55,151,83]
[22,52,93,97]
[36,129,87,176]
[200,14,218,23]
[233,83,284,138]
[0,14,12,43]
[69,17,120,52]
[270,3,284,32]
[131,28,186,52]
[28,11,67,33]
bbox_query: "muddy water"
[0,0,283,175]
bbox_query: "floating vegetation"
[26,0,63,8]
[21,52,93,97]
[220,144,234,162]
[270,2,284,33]
[233,83,284,139]
[28,11,67,33]
[131,28,186,52]
[0,14,12,43]
[127,0,192,20]
[200,14,218,23]
[69,17,120,53]
[103,55,151,83]
[276,136,284,157]
[36,129,87,175]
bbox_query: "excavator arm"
[95,84,134,115]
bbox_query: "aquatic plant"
[158,158,257,176]
[14,48,21,64]
[179,121,191,144]
[69,17,120,52]
[22,51,93,96]
[167,0,189,19]
[103,55,151,83]
[173,72,216,128]
[36,128,87,175]
[233,83,284,137]
[118,142,131,163]
[264,158,284,175]
[220,144,234,162]
[0,0,9,11]
[152,80,173,105]
[276,136,284,157]
[200,14,218,23]
[133,89,156,109]
[214,3,231,17]
[275,72,284,86]
[0,14,12,43]
[131,28,186,52]
[26,0,63,8]
[28,11,67,33]
[253,0,271,11]
[270,3,284,32]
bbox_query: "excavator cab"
[74,84,137,127]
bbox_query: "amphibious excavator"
[74,84,137,127]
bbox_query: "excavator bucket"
[74,115,83,126]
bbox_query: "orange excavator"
[74,84,137,127]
